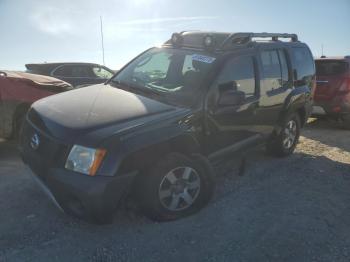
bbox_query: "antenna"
[100,16,105,65]
[321,44,324,57]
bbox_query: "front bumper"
[20,116,138,224]
[23,159,137,224]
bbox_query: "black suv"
[20,32,315,223]
[25,62,114,87]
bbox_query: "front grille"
[20,116,70,181]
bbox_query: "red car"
[313,56,350,127]
[0,70,72,139]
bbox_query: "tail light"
[337,77,350,95]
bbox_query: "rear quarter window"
[292,47,315,84]
[316,60,349,76]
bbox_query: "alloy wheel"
[283,120,297,149]
[158,166,201,211]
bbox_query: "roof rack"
[164,31,299,52]
[220,32,298,49]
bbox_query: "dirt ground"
[0,119,350,262]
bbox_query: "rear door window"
[260,50,282,91]
[316,61,348,76]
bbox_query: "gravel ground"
[0,119,350,262]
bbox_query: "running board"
[208,134,263,161]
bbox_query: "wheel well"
[118,135,201,175]
[13,103,30,134]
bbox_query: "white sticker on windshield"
[192,54,216,64]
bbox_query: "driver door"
[205,54,262,155]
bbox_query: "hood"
[2,70,72,90]
[30,84,180,144]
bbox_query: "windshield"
[112,48,216,107]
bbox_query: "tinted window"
[52,66,66,77]
[260,50,282,90]
[53,65,93,77]
[292,47,315,81]
[217,56,256,98]
[316,60,348,76]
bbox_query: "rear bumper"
[23,159,137,223]
[312,100,350,117]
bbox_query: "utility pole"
[100,16,105,65]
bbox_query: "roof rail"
[220,32,298,49]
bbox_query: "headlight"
[65,145,106,176]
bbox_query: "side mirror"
[217,81,245,106]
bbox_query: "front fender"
[98,112,203,177]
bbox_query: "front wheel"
[137,153,215,221]
[266,113,301,157]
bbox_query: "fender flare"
[277,86,311,128]
[116,131,202,175]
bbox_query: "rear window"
[315,60,349,76]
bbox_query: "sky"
[0,0,349,71]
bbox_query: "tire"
[266,113,301,157]
[136,153,215,222]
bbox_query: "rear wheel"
[266,113,301,157]
[137,153,215,221]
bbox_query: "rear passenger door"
[257,48,292,125]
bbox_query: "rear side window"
[292,47,315,81]
[316,60,348,76]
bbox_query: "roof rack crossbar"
[220,32,298,49]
